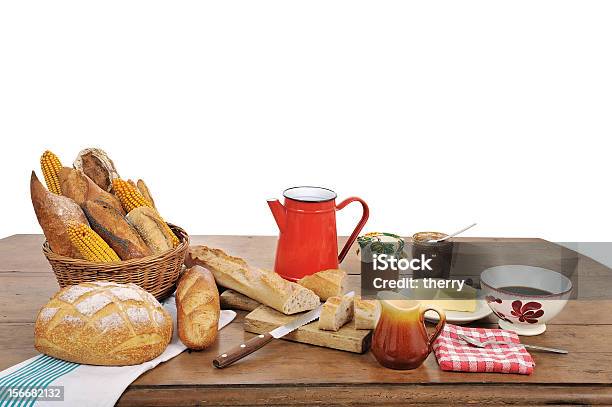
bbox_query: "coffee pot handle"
[420,306,447,350]
[336,197,369,263]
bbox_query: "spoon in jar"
[430,223,477,243]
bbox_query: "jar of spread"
[411,231,454,280]
[358,232,405,297]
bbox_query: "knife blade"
[269,305,323,338]
[213,304,323,369]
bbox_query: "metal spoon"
[458,334,568,354]
[430,223,477,243]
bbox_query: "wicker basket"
[43,224,189,301]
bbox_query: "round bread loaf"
[73,148,120,192]
[34,282,173,366]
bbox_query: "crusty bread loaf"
[176,266,220,350]
[354,296,380,330]
[82,200,152,260]
[297,269,346,301]
[34,281,172,366]
[73,148,120,192]
[137,179,156,209]
[185,246,320,315]
[126,207,174,254]
[318,293,354,331]
[58,168,125,215]
[30,171,88,258]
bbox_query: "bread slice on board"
[354,296,381,330]
[297,269,346,301]
[185,246,320,315]
[319,293,355,331]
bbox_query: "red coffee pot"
[267,186,369,281]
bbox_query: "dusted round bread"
[35,282,172,366]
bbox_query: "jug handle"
[336,197,369,263]
[420,305,447,350]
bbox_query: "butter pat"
[407,280,477,313]
[424,285,477,312]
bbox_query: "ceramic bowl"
[480,265,572,336]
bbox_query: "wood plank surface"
[1,234,612,406]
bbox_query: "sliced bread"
[354,296,381,330]
[319,292,354,331]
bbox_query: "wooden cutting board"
[244,305,373,354]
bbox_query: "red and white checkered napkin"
[432,324,535,375]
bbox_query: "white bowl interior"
[480,265,572,295]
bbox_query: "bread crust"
[354,296,380,330]
[126,207,174,254]
[176,266,220,350]
[319,293,354,331]
[297,269,346,301]
[137,179,156,209]
[34,281,172,366]
[82,200,152,260]
[186,246,320,315]
[30,171,88,258]
[73,148,120,192]
[59,168,125,215]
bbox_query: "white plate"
[424,299,492,325]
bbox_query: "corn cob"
[112,178,180,247]
[40,150,63,194]
[67,223,120,262]
[112,178,153,212]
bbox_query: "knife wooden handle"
[213,333,274,368]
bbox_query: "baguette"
[297,269,346,301]
[30,171,88,258]
[354,296,380,330]
[176,266,220,350]
[185,246,320,315]
[318,293,354,331]
[82,200,152,260]
[126,207,174,254]
[137,179,156,209]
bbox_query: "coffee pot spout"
[267,199,286,232]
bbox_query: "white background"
[1,1,611,242]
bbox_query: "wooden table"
[2,235,612,406]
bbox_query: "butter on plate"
[406,282,477,313]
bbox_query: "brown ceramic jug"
[371,297,446,370]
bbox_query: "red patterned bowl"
[480,265,572,336]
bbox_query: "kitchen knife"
[213,304,323,368]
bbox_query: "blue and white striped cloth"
[0,297,236,407]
